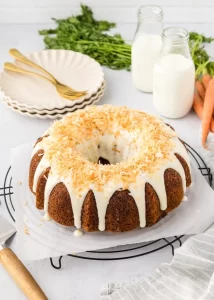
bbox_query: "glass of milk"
[153,27,195,118]
[132,5,163,93]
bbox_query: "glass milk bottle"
[153,27,195,118]
[132,5,163,93]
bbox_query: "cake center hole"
[76,133,133,165]
[98,157,111,165]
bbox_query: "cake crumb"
[19,181,22,185]
[24,226,30,235]
[23,201,28,206]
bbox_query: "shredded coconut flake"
[38,152,44,157]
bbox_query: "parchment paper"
[11,143,214,260]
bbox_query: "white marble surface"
[0,15,213,300]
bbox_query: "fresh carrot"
[211,119,214,133]
[196,76,214,115]
[195,80,205,99]
[193,92,214,133]
[193,92,204,119]
[201,79,214,146]
[202,74,212,90]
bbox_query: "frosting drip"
[33,155,50,193]
[74,229,83,237]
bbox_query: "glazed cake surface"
[29,105,191,232]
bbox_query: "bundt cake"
[29,105,191,233]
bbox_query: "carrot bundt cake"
[29,105,191,233]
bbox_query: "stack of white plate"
[0,50,105,119]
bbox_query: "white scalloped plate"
[0,50,104,110]
[3,90,104,119]
[3,81,106,114]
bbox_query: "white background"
[0,1,214,299]
[0,0,214,23]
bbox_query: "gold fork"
[8,49,87,99]
[4,62,85,100]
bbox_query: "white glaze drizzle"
[32,129,191,231]
[128,178,146,227]
[128,149,187,225]
[63,179,88,229]
[33,156,50,193]
[183,196,188,202]
[31,141,44,158]
[174,139,191,172]
[93,190,109,231]
[93,182,121,231]
[74,229,83,237]
[43,172,60,221]
[43,212,51,221]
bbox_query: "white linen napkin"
[101,223,214,300]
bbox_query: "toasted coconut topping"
[36,105,177,194]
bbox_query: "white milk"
[153,53,195,118]
[132,34,162,93]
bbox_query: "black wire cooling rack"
[0,142,213,269]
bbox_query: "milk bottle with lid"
[132,5,163,93]
[153,27,195,118]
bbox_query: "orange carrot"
[193,92,214,133]
[202,74,212,90]
[195,80,205,99]
[201,79,214,146]
[211,119,214,133]
[193,92,204,119]
[196,76,214,115]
